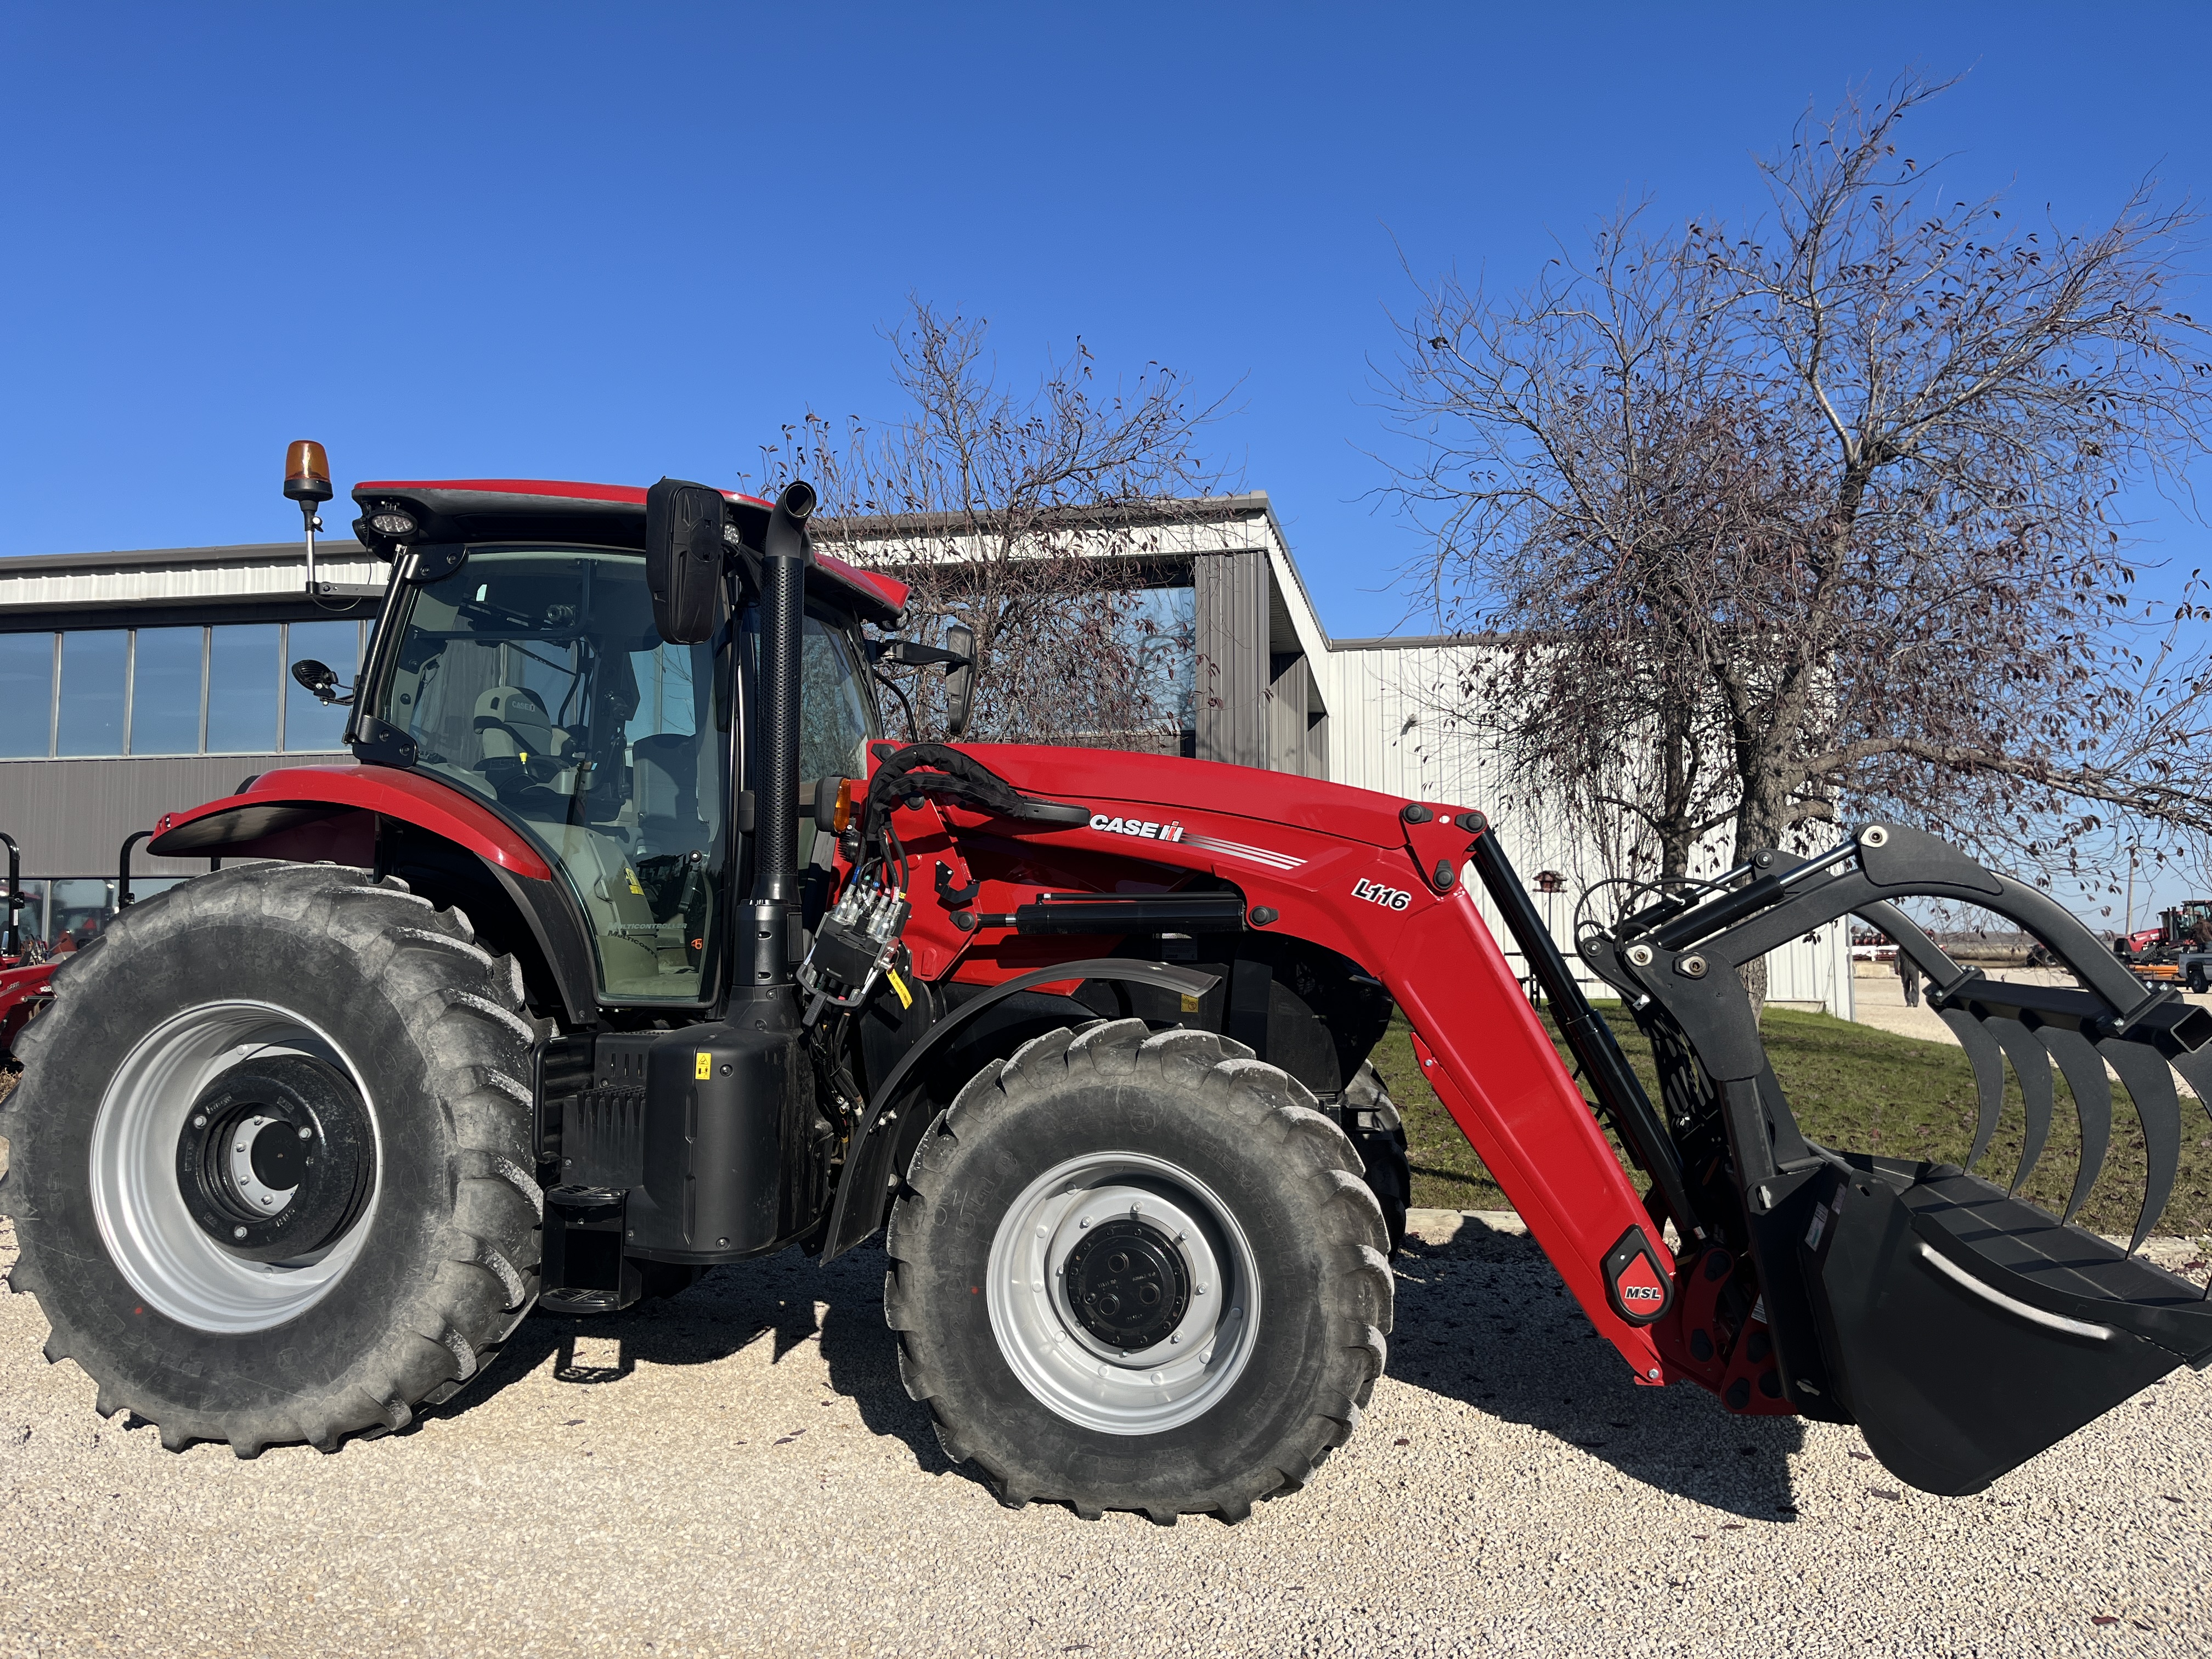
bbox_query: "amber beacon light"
[284,439,336,594]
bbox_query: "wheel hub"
[1063,1217,1190,1352]
[986,1155,1262,1436]
[174,1053,373,1263]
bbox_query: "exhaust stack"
[747,480,816,986]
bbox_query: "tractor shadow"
[417,1239,964,1482]
[424,1217,1804,1522]
[1385,1215,1807,1522]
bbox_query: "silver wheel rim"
[90,1000,380,1334]
[986,1151,1261,1436]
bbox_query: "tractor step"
[1802,1155,2211,1496]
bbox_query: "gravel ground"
[2,1206,2207,1658]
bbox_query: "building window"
[0,633,54,760]
[130,626,207,755]
[57,630,129,757]
[3,877,48,951]
[0,622,365,760]
[283,619,362,754]
[1129,585,1197,743]
[206,623,280,753]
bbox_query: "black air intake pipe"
[748,480,815,985]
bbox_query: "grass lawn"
[1368,1003,2212,1239]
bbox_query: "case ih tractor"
[4,448,2211,1521]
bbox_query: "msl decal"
[1352,878,1413,911]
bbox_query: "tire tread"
[887,1018,1391,1524]
[0,862,541,1459]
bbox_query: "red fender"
[145,764,552,881]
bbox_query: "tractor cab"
[332,478,904,1009]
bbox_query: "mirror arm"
[869,637,972,670]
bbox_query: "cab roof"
[349,476,909,627]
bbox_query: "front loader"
[2,449,2207,1522]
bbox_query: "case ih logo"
[1090,814,1188,844]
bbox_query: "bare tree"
[749,300,1230,748]
[1387,72,2212,920]
[1387,211,1779,887]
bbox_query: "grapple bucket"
[1581,823,2212,1495]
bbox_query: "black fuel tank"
[622,1000,815,1260]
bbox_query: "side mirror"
[290,658,352,706]
[645,477,729,645]
[943,621,976,740]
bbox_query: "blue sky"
[4,1,2209,644]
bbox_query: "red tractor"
[0,831,57,1062]
[2115,901,2212,991]
[4,454,2209,1519]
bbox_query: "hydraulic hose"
[1466,825,1702,1244]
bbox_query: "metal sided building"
[0,539,382,944]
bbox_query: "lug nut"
[1679,955,1708,978]
[232,1226,247,1240]
[191,1114,207,1129]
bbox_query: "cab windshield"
[380,547,725,1003]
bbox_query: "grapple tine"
[1985,1016,2055,1195]
[2040,1025,2115,1226]
[1938,1007,2009,1174]
[2095,1037,2183,1254]
[2167,1051,2212,1298]
[2166,1049,2212,1136]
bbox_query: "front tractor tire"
[0,864,542,1455]
[886,1020,1393,1523]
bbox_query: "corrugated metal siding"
[0,542,380,615]
[1195,550,1269,768]
[0,754,345,877]
[1266,654,1311,775]
[1321,640,1852,1017]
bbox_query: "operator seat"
[473,685,569,793]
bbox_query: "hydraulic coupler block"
[797,876,910,1021]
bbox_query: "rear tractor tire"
[0,863,543,1455]
[885,1019,1393,1523]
